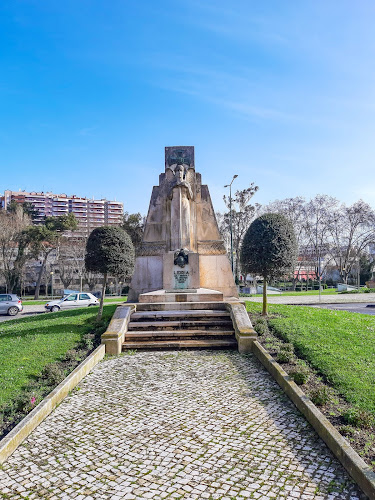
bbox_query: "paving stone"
[0,350,366,499]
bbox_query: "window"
[65,294,78,301]
[0,295,7,302]
[79,294,90,300]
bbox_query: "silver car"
[0,294,23,316]
[45,292,99,312]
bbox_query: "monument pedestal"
[138,288,224,304]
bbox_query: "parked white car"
[45,292,99,312]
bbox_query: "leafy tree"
[121,212,145,252]
[7,200,39,222]
[27,213,78,299]
[359,254,374,286]
[85,226,135,320]
[241,213,297,315]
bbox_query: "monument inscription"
[174,269,190,289]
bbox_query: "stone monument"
[128,146,238,302]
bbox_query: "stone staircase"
[122,305,237,350]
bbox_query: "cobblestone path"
[0,351,365,499]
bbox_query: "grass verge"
[0,304,116,439]
[246,301,375,468]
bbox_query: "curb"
[0,344,105,464]
[252,340,375,499]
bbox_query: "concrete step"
[131,310,231,321]
[133,302,229,312]
[128,319,234,330]
[126,330,235,339]
[122,338,237,350]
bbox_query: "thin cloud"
[78,126,97,137]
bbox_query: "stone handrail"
[225,301,257,353]
[101,305,136,354]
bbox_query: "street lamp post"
[224,174,238,276]
[50,271,54,300]
[357,258,361,290]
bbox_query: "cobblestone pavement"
[0,351,365,499]
[245,292,375,305]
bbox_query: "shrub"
[343,408,374,428]
[41,363,65,386]
[339,425,356,437]
[282,343,294,353]
[290,365,310,385]
[254,321,268,336]
[277,349,293,363]
[81,333,95,350]
[310,386,330,406]
[64,349,83,363]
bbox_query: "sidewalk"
[0,351,364,499]
[245,292,375,305]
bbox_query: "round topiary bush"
[241,213,297,315]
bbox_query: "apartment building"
[1,190,123,236]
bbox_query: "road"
[310,302,375,315]
[246,291,375,305]
[0,304,46,323]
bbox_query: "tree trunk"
[34,253,49,299]
[262,278,268,316]
[97,272,107,321]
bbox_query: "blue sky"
[1,1,375,215]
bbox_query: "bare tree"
[328,200,375,283]
[262,197,309,289]
[27,213,78,299]
[219,183,259,282]
[56,237,87,290]
[84,270,101,292]
[303,195,339,282]
[0,207,31,293]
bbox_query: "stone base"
[139,288,224,304]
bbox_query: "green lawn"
[0,304,116,409]
[246,302,375,415]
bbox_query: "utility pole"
[224,174,238,276]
